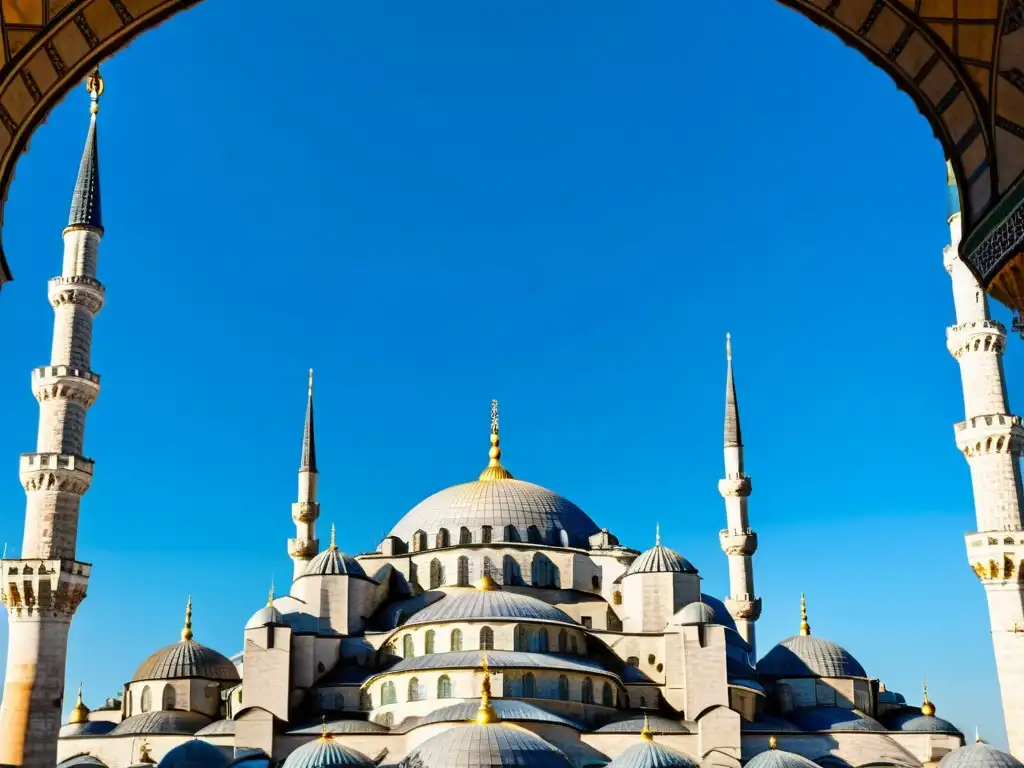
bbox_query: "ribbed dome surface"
[195,719,236,736]
[389,479,599,548]
[400,723,572,767]
[883,709,961,735]
[596,716,692,735]
[109,710,212,736]
[672,602,716,626]
[939,744,1024,768]
[282,736,375,768]
[420,699,582,729]
[132,640,240,682]
[625,545,697,576]
[58,756,106,767]
[757,635,866,678]
[303,547,367,578]
[745,750,820,768]
[156,739,229,768]
[406,589,575,626]
[606,740,699,768]
[787,707,883,732]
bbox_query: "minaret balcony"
[0,558,90,618]
[718,476,752,498]
[291,501,320,524]
[965,533,1024,584]
[288,538,318,560]
[719,528,757,556]
[954,415,1024,456]
[47,275,105,314]
[946,320,1007,358]
[725,596,762,621]
[19,453,94,495]
[31,365,100,406]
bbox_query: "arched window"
[612,591,622,606]
[602,682,614,707]
[425,630,436,655]
[515,625,528,651]
[483,556,497,582]
[413,530,427,552]
[451,628,463,652]
[558,629,568,652]
[408,677,422,702]
[536,628,549,653]
[381,681,396,705]
[504,525,519,542]
[403,634,414,658]
[140,686,151,713]
[457,556,470,586]
[582,678,594,704]
[480,626,494,650]
[436,528,450,548]
[558,675,569,701]
[523,673,536,698]
[360,691,371,710]
[481,525,493,544]
[127,690,133,716]
[438,675,452,699]
[161,684,175,711]
[527,525,542,544]
[503,554,519,586]
[639,695,648,708]
[531,553,558,588]
[429,559,444,589]
[460,526,472,545]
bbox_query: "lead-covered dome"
[156,740,229,768]
[282,732,375,768]
[624,529,697,576]
[133,598,239,683]
[758,635,866,678]
[405,584,575,626]
[939,743,1024,768]
[745,749,820,768]
[606,738,699,768]
[400,723,571,768]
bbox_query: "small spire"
[655,523,661,547]
[181,595,193,642]
[267,578,275,608]
[724,333,742,448]
[475,651,498,724]
[69,682,89,724]
[67,67,104,232]
[329,522,337,550]
[799,593,811,636]
[320,714,334,741]
[300,369,317,472]
[921,678,936,716]
[479,399,513,481]
[640,713,654,742]
[768,735,778,750]
[976,726,983,743]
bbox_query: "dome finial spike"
[799,592,810,636]
[655,522,661,547]
[769,735,778,750]
[479,398,513,481]
[320,714,334,740]
[330,522,337,550]
[921,676,936,716]
[976,726,983,743]
[475,650,498,724]
[69,681,89,724]
[267,577,275,608]
[85,67,103,116]
[640,713,654,742]
[181,594,194,642]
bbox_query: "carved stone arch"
[1006,556,1015,579]
[991,559,1001,578]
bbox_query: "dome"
[58,756,107,767]
[195,719,236,736]
[156,740,229,768]
[606,739,699,768]
[420,699,582,730]
[405,587,575,626]
[109,710,213,736]
[282,733,375,768]
[59,720,117,737]
[302,545,367,579]
[882,707,961,735]
[624,531,697,576]
[245,603,285,630]
[400,722,571,768]
[746,749,820,768]
[787,707,884,732]
[672,601,716,626]
[287,719,390,735]
[389,478,599,549]
[133,639,240,682]
[596,716,692,734]
[939,744,1024,768]
[758,635,866,678]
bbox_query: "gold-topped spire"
[726,331,732,362]
[69,682,89,724]
[799,593,810,636]
[479,399,513,481]
[640,713,654,742]
[85,67,104,116]
[320,714,334,741]
[475,573,500,591]
[181,595,194,642]
[475,651,498,724]
[921,678,935,717]
[768,735,778,750]
[267,578,275,608]
[655,523,661,547]
[329,522,337,550]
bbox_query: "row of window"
[378,674,615,706]
[410,525,566,552]
[127,684,176,716]
[389,625,586,658]
[417,553,561,591]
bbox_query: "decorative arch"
[161,683,175,710]
[429,558,444,589]
[381,680,396,706]
[140,685,151,713]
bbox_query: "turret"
[717,333,761,652]
[289,369,321,580]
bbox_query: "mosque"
[3,70,1024,768]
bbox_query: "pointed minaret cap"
[475,651,499,724]
[267,578,275,608]
[799,593,811,636]
[921,678,936,717]
[66,68,103,233]
[655,523,661,547]
[479,399,513,481]
[300,369,317,472]
[640,713,655,742]
[976,727,983,744]
[181,595,194,642]
[69,682,90,724]
[725,333,742,448]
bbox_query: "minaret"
[288,369,320,580]
[718,333,761,652]
[0,69,105,768]
[945,159,1024,757]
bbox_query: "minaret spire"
[0,70,105,768]
[289,369,321,580]
[717,333,761,653]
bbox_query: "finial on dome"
[976,726,983,743]
[475,651,498,724]
[85,67,103,116]
[330,522,337,550]
[320,714,334,741]
[137,740,155,765]
[799,593,810,636]
[769,735,778,750]
[655,523,661,547]
[69,682,89,724]
[479,399,513,481]
[181,595,194,642]
[476,573,500,591]
[267,578,275,608]
[640,713,654,742]
[921,678,935,716]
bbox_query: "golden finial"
[267,578,275,608]
[475,573,500,591]
[640,713,654,742]
[475,650,498,724]
[85,67,103,116]
[479,399,513,482]
[799,593,810,636]
[320,714,334,741]
[69,682,89,724]
[330,522,337,550]
[137,740,155,764]
[768,735,778,750]
[655,523,661,547]
[726,332,732,362]
[181,594,194,642]
[921,678,935,717]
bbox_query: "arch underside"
[0,1,1021,303]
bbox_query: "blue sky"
[0,0,1010,745]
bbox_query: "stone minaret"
[945,160,1024,757]
[717,333,761,653]
[288,369,320,580]
[0,70,106,768]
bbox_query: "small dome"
[606,739,699,768]
[245,603,285,630]
[420,700,582,730]
[787,707,884,732]
[109,710,212,736]
[404,589,575,626]
[59,720,118,737]
[672,601,717,626]
[303,546,367,579]
[282,733,375,768]
[882,708,961,735]
[758,635,866,678]
[156,740,229,768]
[624,535,697,576]
[596,716,692,735]
[132,639,240,682]
[745,749,820,768]
[195,719,236,736]
[58,756,107,767]
[287,719,390,735]
[400,723,572,767]
[939,743,1024,768]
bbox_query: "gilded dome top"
[399,722,572,768]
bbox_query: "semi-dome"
[745,748,820,768]
[757,596,865,679]
[282,731,375,768]
[302,525,368,579]
[884,710,961,735]
[606,738,699,768]
[156,739,229,768]
[420,699,582,730]
[133,597,240,683]
[939,743,1024,768]
[672,601,717,626]
[400,722,572,768]
[109,710,212,736]
[624,529,697,576]
[404,584,575,626]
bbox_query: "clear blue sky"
[0,0,1011,746]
